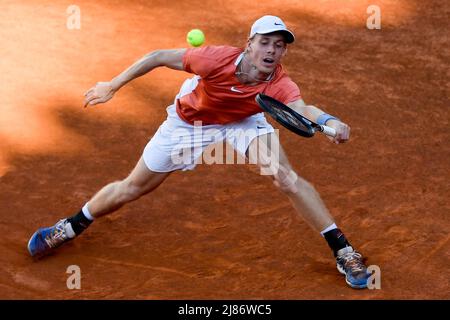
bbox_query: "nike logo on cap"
[231,86,244,93]
[274,22,283,26]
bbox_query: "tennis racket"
[255,94,336,138]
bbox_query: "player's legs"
[27,156,170,258]
[246,133,334,232]
[87,156,170,218]
[246,133,370,289]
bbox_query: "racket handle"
[320,125,336,137]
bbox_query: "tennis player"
[28,15,370,289]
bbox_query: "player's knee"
[272,167,299,194]
[118,180,145,202]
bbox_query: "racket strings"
[268,101,310,132]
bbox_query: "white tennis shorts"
[142,104,274,172]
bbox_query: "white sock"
[82,203,95,221]
[64,222,76,238]
[320,223,337,237]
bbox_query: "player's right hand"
[326,119,350,144]
[83,81,115,108]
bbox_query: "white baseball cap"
[249,15,295,43]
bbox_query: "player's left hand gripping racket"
[255,93,336,138]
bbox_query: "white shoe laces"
[340,251,365,273]
[44,220,69,248]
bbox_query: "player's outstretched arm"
[84,49,186,107]
[288,99,323,123]
[288,99,350,144]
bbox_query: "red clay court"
[0,0,448,299]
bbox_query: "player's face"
[247,33,287,74]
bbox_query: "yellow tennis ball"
[187,29,205,47]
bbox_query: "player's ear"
[282,47,288,57]
[246,38,253,53]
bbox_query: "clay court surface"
[1,0,448,299]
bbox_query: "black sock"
[67,210,93,236]
[323,228,352,257]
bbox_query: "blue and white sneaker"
[336,246,370,289]
[28,219,75,258]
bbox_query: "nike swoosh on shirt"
[230,86,244,93]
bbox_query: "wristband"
[317,113,340,125]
